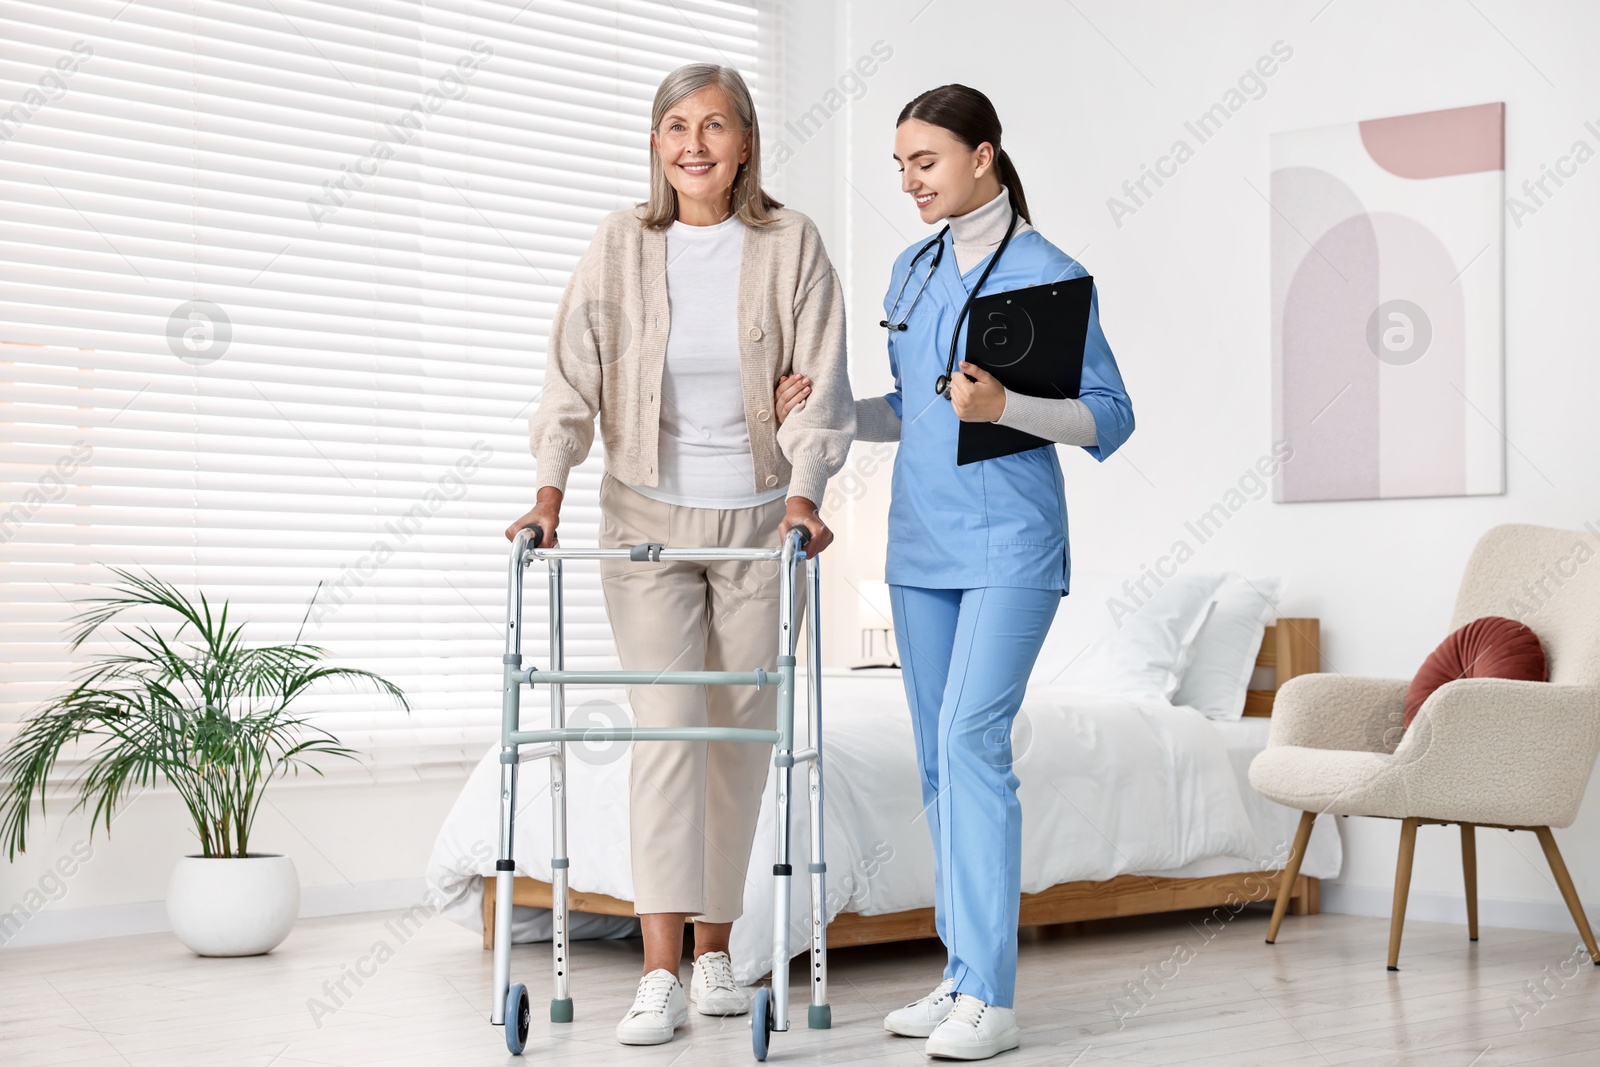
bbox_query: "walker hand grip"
[522,524,544,549]
[792,527,811,550]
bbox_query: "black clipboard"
[956,275,1093,466]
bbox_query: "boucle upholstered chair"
[1250,524,1600,970]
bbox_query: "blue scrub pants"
[889,584,1059,1008]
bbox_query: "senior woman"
[504,64,852,1047]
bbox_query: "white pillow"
[1032,570,1227,701]
[1028,570,1118,688]
[1172,575,1282,720]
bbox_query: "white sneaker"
[924,995,1020,1060]
[615,968,688,1045]
[690,950,751,1016]
[884,977,957,1037]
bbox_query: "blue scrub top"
[880,227,1134,592]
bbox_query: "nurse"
[777,84,1133,1060]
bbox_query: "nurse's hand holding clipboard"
[947,362,1006,423]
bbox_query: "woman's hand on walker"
[950,361,1007,423]
[774,373,811,425]
[779,496,831,558]
[504,486,562,547]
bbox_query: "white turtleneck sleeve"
[855,396,902,442]
[851,390,1098,447]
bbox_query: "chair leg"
[1387,817,1419,971]
[1534,826,1600,965]
[1460,823,1478,942]
[1266,810,1317,944]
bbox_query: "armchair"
[1249,524,1600,969]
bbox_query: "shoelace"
[913,978,956,1008]
[627,972,679,1018]
[698,952,737,992]
[946,994,988,1029]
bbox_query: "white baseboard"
[0,876,427,951]
[1320,881,1593,937]
[299,876,429,920]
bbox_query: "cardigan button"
[748,326,763,341]
[756,409,770,422]
[764,474,778,487]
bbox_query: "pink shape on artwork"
[1358,102,1504,179]
[1280,211,1381,502]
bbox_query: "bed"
[426,585,1340,985]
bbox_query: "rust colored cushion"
[1404,616,1547,728]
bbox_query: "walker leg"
[491,540,529,1027]
[491,760,518,1026]
[767,542,801,1035]
[769,684,794,1035]
[548,560,573,1023]
[805,556,830,1030]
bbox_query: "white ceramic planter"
[166,853,300,957]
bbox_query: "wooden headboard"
[1242,618,1322,717]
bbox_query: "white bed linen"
[426,671,1341,985]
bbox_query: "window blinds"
[0,0,775,777]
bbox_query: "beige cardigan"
[529,205,854,506]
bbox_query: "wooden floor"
[6,906,1600,1066]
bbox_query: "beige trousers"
[598,474,789,922]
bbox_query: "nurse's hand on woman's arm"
[779,496,832,558]
[504,486,562,547]
[950,362,1007,423]
[774,373,810,425]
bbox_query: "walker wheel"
[505,982,530,1056]
[751,986,773,1061]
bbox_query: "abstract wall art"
[1270,102,1505,502]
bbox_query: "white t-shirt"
[630,215,787,510]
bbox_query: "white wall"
[789,0,1600,933]
[0,769,471,948]
[8,0,1599,950]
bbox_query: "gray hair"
[643,63,781,229]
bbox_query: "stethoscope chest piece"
[879,227,947,332]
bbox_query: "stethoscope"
[879,228,948,332]
[878,205,1022,398]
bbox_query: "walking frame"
[490,524,830,1060]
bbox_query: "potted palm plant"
[0,569,407,956]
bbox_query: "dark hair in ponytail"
[897,84,1031,223]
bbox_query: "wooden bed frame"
[483,618,1323,950]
